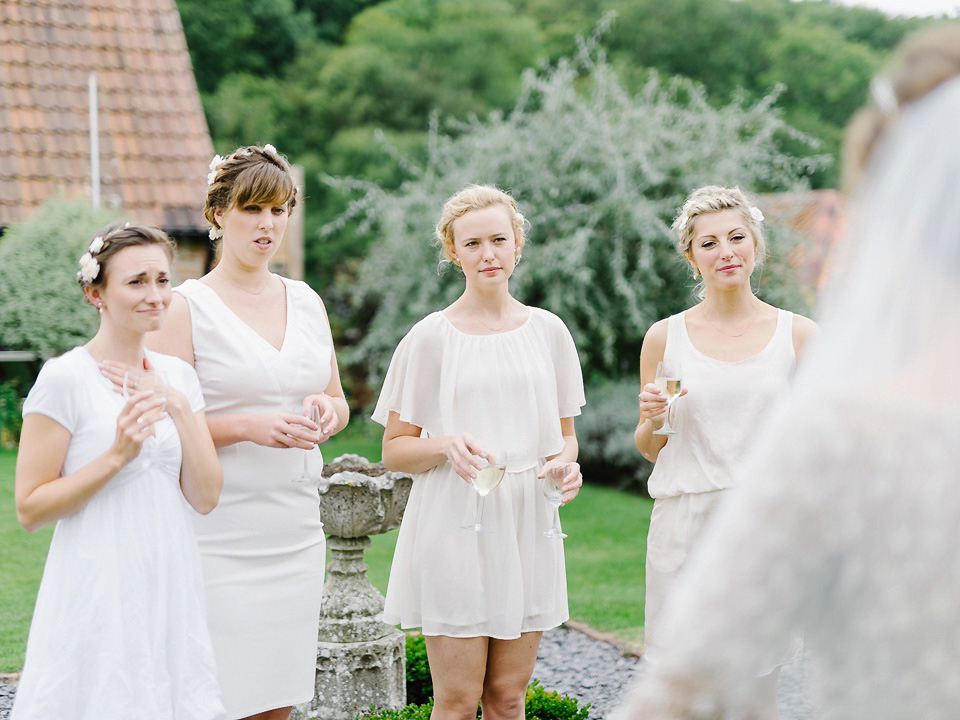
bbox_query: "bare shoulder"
[642,317,670,351]
[146,293,195,365]
[791,312,820,358]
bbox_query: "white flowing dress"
[12,348,225,720]
[177,277,331,718]
[372,308,586,639]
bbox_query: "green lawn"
[0,424,652,671]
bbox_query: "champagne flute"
[542,466,568,540]
[122,369,168,467]
[652,360,682,436]
[461,450,506,533]
[294,404,323,483]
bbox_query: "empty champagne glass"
[461,450,506,533]
[652,360,683,436]
[122,369,168,467]
[542,466,568,540]
[294,404,323,483]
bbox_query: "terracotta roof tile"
[0,0,213,231]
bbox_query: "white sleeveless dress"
[176,277,331,718]
[372,308,586,639]
[643,309,796,664]
[12,348,225,720]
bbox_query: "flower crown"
[676,205,764,233]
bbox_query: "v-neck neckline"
[197,275,292,353]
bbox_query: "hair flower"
[207,154,225,185]
[88,235,104,254]
[749,206,765,223]
[78,252,100,283]
[263,143,277,156]
[209,226,223,241]
[677,214,688,231]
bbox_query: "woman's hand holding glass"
[443,432,490,484]
[112,390,167,466]
[301,393,339,442]
[538,460,582,506]
[639,361,687,436]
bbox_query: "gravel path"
[0,626,818,719]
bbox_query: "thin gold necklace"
[701,304,760,338]
[219,272,273,296]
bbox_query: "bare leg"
[479,632,543,720]
[426,635,489,720]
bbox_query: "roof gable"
[0,0,214,231]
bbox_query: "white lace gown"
[176,278,331,718]
[11,348,225,720]
[372,308,586,638]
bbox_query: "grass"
[0,426,652,671]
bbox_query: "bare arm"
[301,293,350,440]
[15,393,162,532]
[539,417,583,505]
[635,319,671,462]
[381,412,485,482]
[165,389,222,514]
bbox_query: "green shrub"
[356,680,590,719]
[404,633,433,706]
[0,381,23,447]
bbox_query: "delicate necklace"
[475,314,506,332]
[219,273,273,296]
[702,304,760,338]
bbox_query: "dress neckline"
[191,275,292,353]
[680,309,786,365]
[438,307,533,337]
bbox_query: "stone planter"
[306,454,413,720]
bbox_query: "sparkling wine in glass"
[294,404,324,483]
[122,369,168,467]
[542,466,567,540]
[652,361,682,436]
[462,452,506,533]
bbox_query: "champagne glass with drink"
[122,369,168,467]
[294,404,323,483]
[541,466,568,539]
[462,448,506,533]
[652,360,682,436]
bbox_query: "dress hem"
[385,618,569,641]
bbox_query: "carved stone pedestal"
[305,455,413,720]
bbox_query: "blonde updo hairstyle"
[77,223,175,303]
[843,24,960,192]
[204,145,298,239]
[435,184,527,266]
[672,185,767,280]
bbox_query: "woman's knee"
[480,683,526,718]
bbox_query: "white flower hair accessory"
[209,226,223,241]
[677,214,688,232]
[77,251,100,283]
[88,235,104,254]
[263,143,277,156]
[207,154,225,185]
[749,206,764,224]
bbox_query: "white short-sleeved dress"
[176,277,331,718]
[643,309,797,665]
[11,348,225,720]
[372,308,586,639]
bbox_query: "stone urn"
[307,454,413,720]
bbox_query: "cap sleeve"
[22,355,79,433]
[371,315,445,436]
[547,311,586,418]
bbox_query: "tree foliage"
[328,29,828,386]
[0,198,127,356]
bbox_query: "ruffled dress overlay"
[11,348,225,720]
[176,277,331,718]
[643,310,796,665]
[372,309,586,639]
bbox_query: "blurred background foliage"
[169,0,942,489]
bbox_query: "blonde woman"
[616,23,960,720]
[141,145,349,720]
[374,185,585,720]
[635,186,817,716]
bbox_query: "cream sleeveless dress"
[372,308,586,639]
[643,309,796,664]
[177,277,331,718]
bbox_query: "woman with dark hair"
[13,223,224,719]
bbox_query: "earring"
[452,256,461,267]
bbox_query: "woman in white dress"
[374,184,586,720]
[615,25,960,720]
[12,224,224,719]
[634,186,817,716]
[141,144,350,720]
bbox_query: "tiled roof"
[0,0,213,231]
